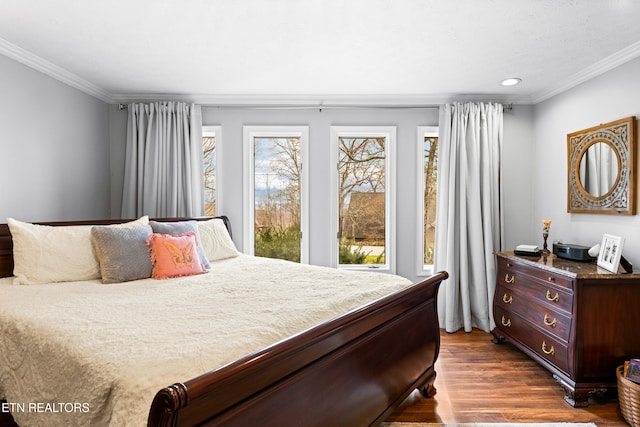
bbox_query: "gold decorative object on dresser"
[492,251,640,407]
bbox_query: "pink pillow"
[147,232,206,279]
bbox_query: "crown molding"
[532,40,640,104]
[0,37,114,103]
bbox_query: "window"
[330,126,396,273]
[202,126,220,216]
[243,126,309,263]
[417,126,439,274]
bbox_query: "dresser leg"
[553,374,608,407]
[562,391,589,407]
[490,329,505,344]
[554,375,586,407]
[418,369,437,398]
[419,382,437,398]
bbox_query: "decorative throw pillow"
[149,220,210,268]
[196,218,239,261]
[146,232,206,279]
[91,223,153,284]
[7,216,149,285]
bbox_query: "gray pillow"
[91,224,153,284]
[149,220,210,268]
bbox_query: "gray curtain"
[121,102,203,218]
[434,102,503,333]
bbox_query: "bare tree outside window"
[338,137,386,265]
[203,136,216,216]
[423,136,438,264]
[254,137,301,262]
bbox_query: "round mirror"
[578,141,619,197]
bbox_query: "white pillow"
[7,216,149,285]
[196,218,239,261]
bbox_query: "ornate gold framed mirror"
[567,116,636,214]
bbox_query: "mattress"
[0,254,410,426]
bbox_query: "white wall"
[533,56,640,267]
[109,105,128,217]
[502,104,535,250]
[0,54,111,222]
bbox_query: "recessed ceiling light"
[501,78,522,87]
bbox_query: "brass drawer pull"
[504,273,515,284]
[546,290,559,302]
[543,314,557,328]
[547,276,555,282]
[501,316,511,327]
[502,293,513,304]
[541,340,555,355]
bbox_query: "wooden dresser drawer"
[495,306,570,375]
[496,269,573,314]
[497,256,573,291]
[495,284,571,342]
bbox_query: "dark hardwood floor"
[386,329,628,426]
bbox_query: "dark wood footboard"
[148,271,448,427]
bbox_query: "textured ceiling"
[1,0,640,104]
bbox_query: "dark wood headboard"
[0,216,231,279]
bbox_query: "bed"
[0,216,447,427]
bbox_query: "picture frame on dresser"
[597,233,625,273]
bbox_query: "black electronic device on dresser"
[552,242,593,262]
[492,251,640,408]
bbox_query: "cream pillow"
[7,216,149,285]
[196,218,239,261]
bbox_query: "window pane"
[338,137,386,265]
[254,137,301,262]
[203,136,216,216]
[423,136,438,265]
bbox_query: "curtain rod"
[118,103,439,110]
[118,103,513,111]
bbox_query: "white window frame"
[202,125,221,216]
[330,126,396,273]
[242,126,309,263]
[417,126,439,276]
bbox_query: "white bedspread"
[0,255,410,427]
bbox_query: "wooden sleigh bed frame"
[0,216,448,427]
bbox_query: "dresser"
[492,251,640,407]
